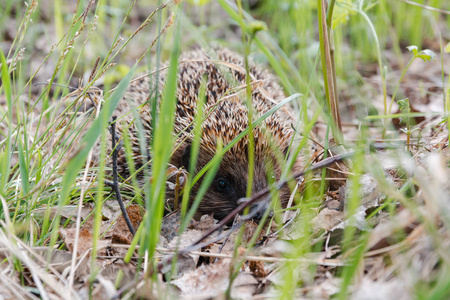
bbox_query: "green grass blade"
[50,64,136,246]
[0,50,13,194]
[192,92,301,185]
[17,139,29,195]
[181,140,223,232]
[180,76,208,219]
[144,5,182,257]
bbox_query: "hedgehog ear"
[181,143,191,171]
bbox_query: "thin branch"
[110,116,136,236]
[189,151,355,248]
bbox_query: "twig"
[189,151,354,248]
[33,81,78,91]
[217,215,240,254]
[110,116,136,236]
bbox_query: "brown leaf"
[59,228,110,256]
[111,204,144,245]
[248,260,268,278]
[60,228,93,255]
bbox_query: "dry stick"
[33,81,78,91]
[188,151,354,249]
[110,116,136,236]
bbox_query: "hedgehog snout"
[248,200,272,220]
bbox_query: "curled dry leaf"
[93,276,118,300]
[208,218,262,258]
[32,204,92,221]
[345,174,388,210]
[230,272,259,299]
[160,253,197,280]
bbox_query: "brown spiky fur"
[113,49,303,220]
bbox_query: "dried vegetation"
[1,0,450,299]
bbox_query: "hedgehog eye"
[215,177,230,193]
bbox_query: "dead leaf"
[111,204,145,245]
[59,228,110,256]
[230,272,258,299]
[312,208,344,233]
[350,277,410,300]
[248,260,268,278]
[60,228,93,255]
[161,253,197,279]
[161,210,197,242]
[93,276,117,300]
[99,258,136,289]
[171,260,231,299]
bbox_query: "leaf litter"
[1,1,450,299]
[1,57,449,299]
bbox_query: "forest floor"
[1,1,450,299]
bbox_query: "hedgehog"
[112,49,303,220]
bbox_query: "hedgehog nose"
[249,201,272,220]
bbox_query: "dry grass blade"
[2,0,450,298]
[0,225,78,299]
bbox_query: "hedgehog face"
[169,92,299,220]
[175,141,245,219]
[212,150,294,221]
[175,134,294,221]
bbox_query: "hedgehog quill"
[109,49,304,220]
